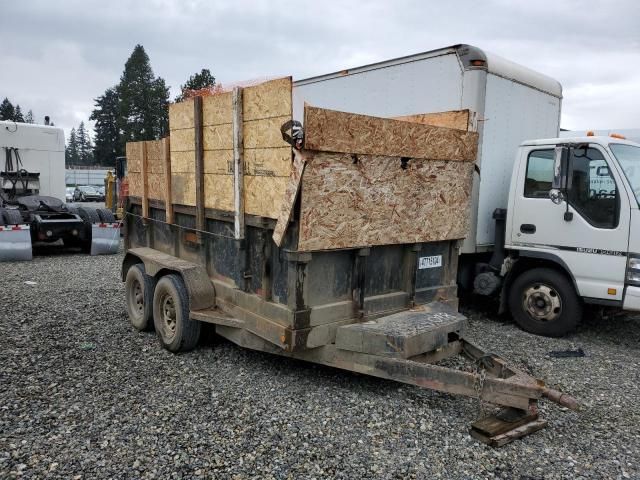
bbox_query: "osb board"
[171,151,196,173]
[303,106,478,162]
[273,149,308,246]
[243,77,292,121]
[244,117,290,149]
[204,174,233,211]
[203,93,232,126]
[297,152,475,251]
[169,98,194,130]
[147,172,167,201]
[394,110,471,131]
[170,128,195,152]
[126,142,142,173]
[146,139,167,174]
[128,171,142,198]
[172,172,196,206]
[245,176,289,219]
[245,147,291,177]
[203,124,233,150]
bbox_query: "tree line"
[68,44,216,168]
[0,98,35,124]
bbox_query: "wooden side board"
[393,109,472,131]
[297,152,475,251]
[303,106,478,161]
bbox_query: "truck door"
[509,144,630,301]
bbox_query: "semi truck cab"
[493,136,640,335]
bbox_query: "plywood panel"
[272,149,308,246]
[204,174,233,211]
[203,92,232,126]
[171,150,196,173]
[169,99,194,130]
[204,149,233,175]
[146,139,166,174]
[203,124,233,151]
[304,106,478,162]
[244,147,291,177]
[245,176,288,219]
[172,172,196,206]
[147,172,166,201]
[243,77,292,121]
[394,110,470,131]
[244,116,291,149]
[170,128,195,152]
[297,152,474,251]
[128,171,142,198]
[126,142,142,173]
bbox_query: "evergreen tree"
[117,44,169,150]
[0,98,15,121]
[90,87,121,166]
[25,110,34,124]
[76,122,93,165]
[14,105,24,123]
[66,128,80,166]
[175,68,216,102]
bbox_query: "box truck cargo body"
[293,44,562,253]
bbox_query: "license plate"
[418,255,442,269]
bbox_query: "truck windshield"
[610,144,640,206]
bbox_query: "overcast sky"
[1,0,639,137]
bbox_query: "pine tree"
[90,87,121,166]
[24,110,34,124]
[175,68,216,102]
[14,105,24,123]
[117,44,170,150]
[75,122,95,165]
[66,128,79,166]
[0,98,15,121]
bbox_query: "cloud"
[1,0,639,137]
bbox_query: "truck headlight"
[627,256,640,284]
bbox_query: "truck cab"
[499,136,640,335]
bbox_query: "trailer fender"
[122,247,215,311]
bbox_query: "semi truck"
[118,45,604,444]
[0,120,120,260]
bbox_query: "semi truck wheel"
[2,209,24,225]
[77,206,100,224]
[96,208,116,223]
[508,268,581,337]
[125,263,156,331]
[153,274,200,352]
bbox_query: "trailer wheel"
[77,206,100,225]
[153,274,200,352]
[96,208,116,223]
[2,208,24,225]
[508,268,581,337]
[125,263,156,331]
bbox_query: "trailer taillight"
[470,59,486,67]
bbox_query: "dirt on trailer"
[1,247,639,479]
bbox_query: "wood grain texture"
[145,139,166,174]
[244,117,291,149]
[393,110,470,131]
[203,174,233,211]
[297,152,474,251]
[304,106,478,162]
[244,176,289,219]
[171,150,196,173]
[170,128,195,152]
[272,149,308,246]
[243,77,292,121]
[203,92,232,126]
[128,171,142,197]
[172,172,196,205]
[126,141,142,173]
[169,99,194,130]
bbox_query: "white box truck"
[294,44,640,336]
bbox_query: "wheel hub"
[133,280,143,314]
[161,294,177,336]
[523,283,562,322]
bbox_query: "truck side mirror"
[550,146,569,205]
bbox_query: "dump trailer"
[0,121,120,260]
[121,72,577,445]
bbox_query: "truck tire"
[2,208,24,225]
[77,206,100,225]
[0,208,5,226]
[508,268,581,337]
[153,274,200,352]
[96,208,116,223]
[125,263,156,331]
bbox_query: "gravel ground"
[1,248,640,479]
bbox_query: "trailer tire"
[508,267,581,337]
[96,208,116,223]
[2,208,24,225]
[77,206,100,225]
[125,263,156,331]
[153,274,200,352]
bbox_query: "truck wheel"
[125,263,156,331]
[0,209,5,226]
[508,268,581,337]
[2,209,24,225]
[77,206,100,225]
[96,208,116,223]
[153,274,200,352]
